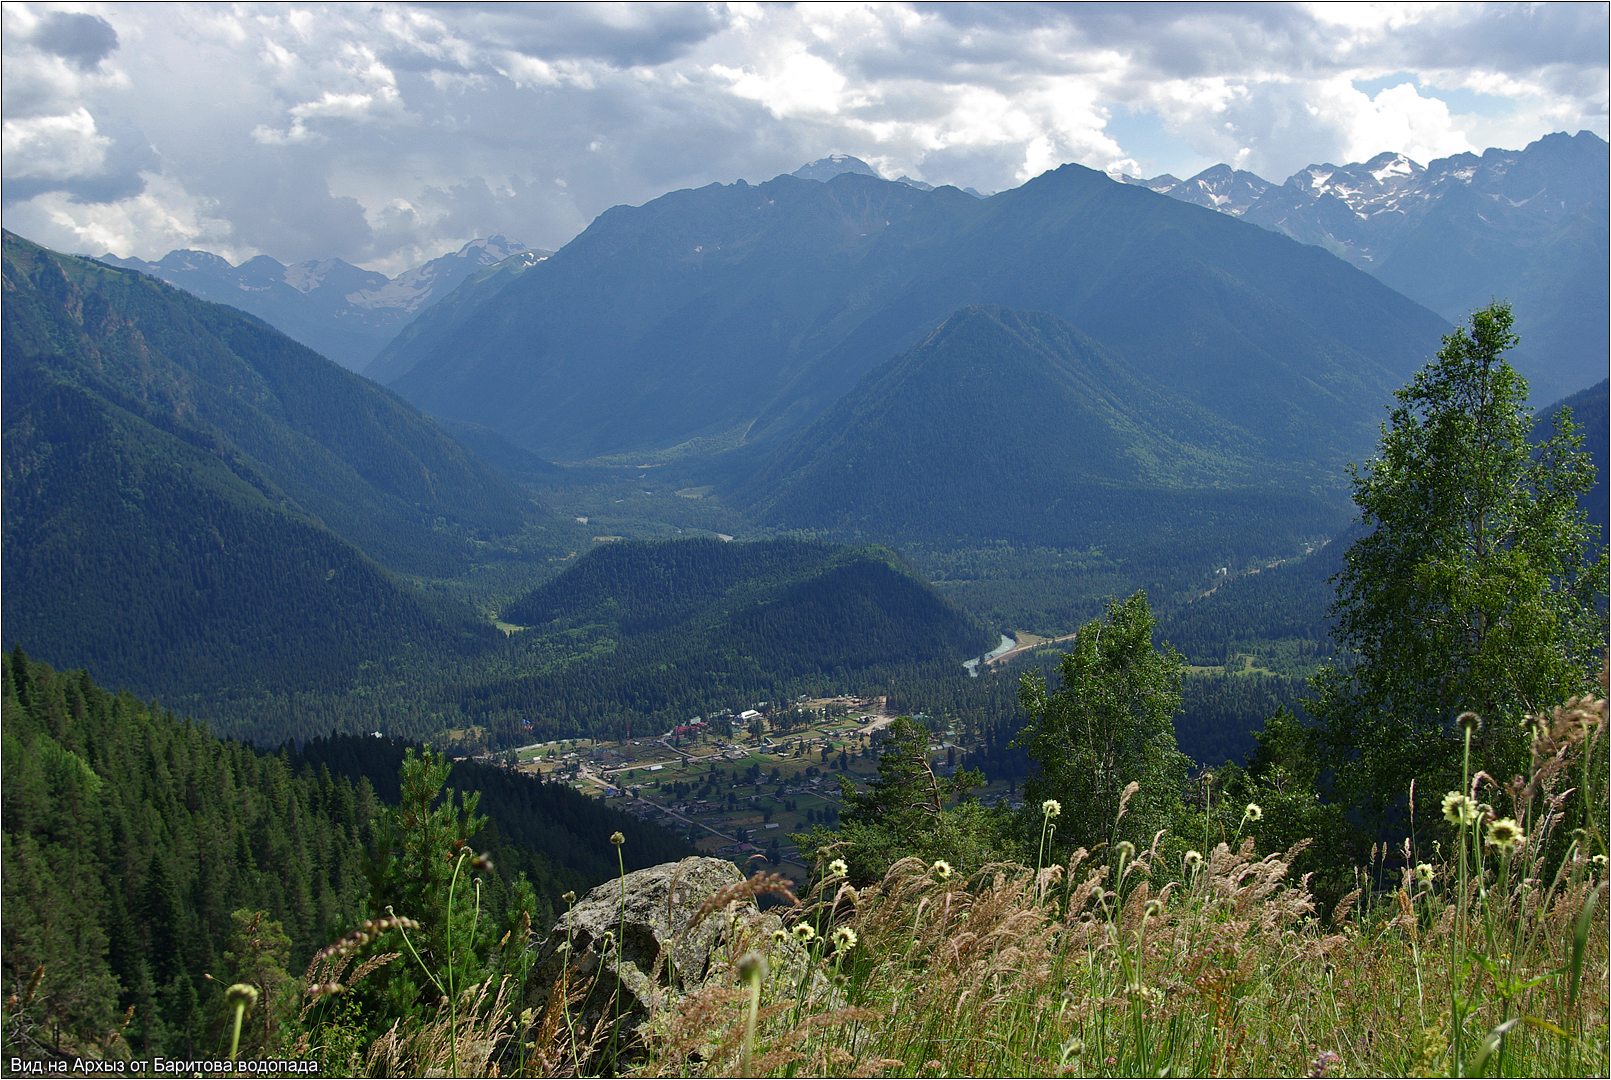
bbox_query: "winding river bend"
[962,634,1017,677]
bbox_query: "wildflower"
[1415,863,1435,885]
[1243,803,1263,823]
[1441,792,1480,827]
[1306,1049,1342,1078]
[792,923,817,943]
[831,926,857,954]
[1144,899,1164,918]
[736,951,768,983]
[1042,799,1062,819]
[1457,711,1482,735]
[1593,854,1608,870]
[1184,850,1204,871]
[772,929,789,944]
[562,891,577,905]
[1115,840,1136,862]
[610,831,625,846]
[225,983,259,1009]
[932,859,953,881]
[1485,818,1525,855]
[828,858,849,878]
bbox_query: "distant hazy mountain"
[97,235,548,371]
[740,305,1348,567]
[2,230,533,704]
[790,154,982,197]
[1123,131,1609,402]
[382,164,1448,468]
[366,247,554,384]
[792,154,881,182]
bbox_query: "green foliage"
[0,651,691,1064]
[1314,303,1607,827]
[796,716,1009,884]
[0,647,381,1059]
[1016,592,1191,855]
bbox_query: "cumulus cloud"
[33,11,120,71]
[1,2,1602,274]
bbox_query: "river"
[962,633,1016,677]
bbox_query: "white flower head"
[1184,850,1204,870]
[1442,792,1480,827]
[1485,818,1525,855]
[932,859,953,881]
[1242,803,1263,823]
[831,926,857,954]
[827,858,849,878]
[1042,799,1062,819]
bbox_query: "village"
[496,695,1023,886]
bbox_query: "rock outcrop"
[523,857,810,1054]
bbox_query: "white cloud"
[1,2,1602,273]
[3,107,110,177]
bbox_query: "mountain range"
[97,235,548,372]
[381,161,1448,471]
[1122,130,1608,403]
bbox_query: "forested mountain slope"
[1534,379,1608,543]
[1,231,537,705]
[0,649,689,1059]
[740,306,1348,568]
[383,164,1449,466]
[365,248,557,385]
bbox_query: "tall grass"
[618,686,1608,1078]
[290,685,1607,1077]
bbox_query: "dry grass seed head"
[687,871,800,933]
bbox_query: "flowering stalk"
[1038,800,1061,872]
[225,983,257,1064]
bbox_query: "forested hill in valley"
[381,164,1449,465]
[738,305,1348,573]
[475,538,995,743]
[0,231,550,709]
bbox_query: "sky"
[3,2,1606,276]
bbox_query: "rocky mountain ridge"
[1122,130,1608,401]
[96,235,547,371]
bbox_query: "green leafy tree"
[1016,592,1190,855]
[1313,303,1607,827]
[794,716,1005,883]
